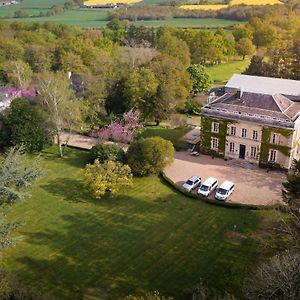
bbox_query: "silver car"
[182,176,201,192]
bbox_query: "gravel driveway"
[164,152,286,206]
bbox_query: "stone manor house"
[201,74,300,169]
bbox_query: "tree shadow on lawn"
[40,147,91,169]
[41,178,93,203]
[10,195,261,300]
[12,205,178,300]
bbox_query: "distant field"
[180,0,283,10]
[3,9,241,28]
[207,59,251,85]
[84,0,140,4]
[0,0,65,17]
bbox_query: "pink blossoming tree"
[98,109,143,144]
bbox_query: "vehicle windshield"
[217,188,227,195]
[186,180,194,185]
[200,185,209,191]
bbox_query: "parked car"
[215,181,235,201]
[198,177,218,197]
[182,176,201,192]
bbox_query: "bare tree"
[36,71,81,157]
[244,250,300,300]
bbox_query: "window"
[212,122,219,133]
[211,137,219,150]
[269,149,277,162]
[230,126,236,136]
[250,146,257,158]
[252,130,258,140]
[229,142,235,153]
[271,133,278,144]
[241,128,247,138]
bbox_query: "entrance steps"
[226,159,257,170]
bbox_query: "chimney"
[236,88,243,99]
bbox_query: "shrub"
[127,137,174,176]
[169,115,187,128]
[90,143,126,163]
[83,159,133,198]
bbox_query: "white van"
[215,181,235,201]
[198,177,218,197]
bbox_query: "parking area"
[164,152,286,206]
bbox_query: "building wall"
[290,116,300,165]
[201,115,294,169]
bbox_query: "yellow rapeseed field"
[84,0,140,5]
[180,0,283,11]
[180,4,227,10]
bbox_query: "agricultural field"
[84,0,140,5]
[207,59,251,85]
[0,0,65,17]
[2,10,241,28]
[180,0,283,10]
[2,146,283,299]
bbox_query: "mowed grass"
[2,147,277,299]
[139,126,190,144]
[207,59,251,85]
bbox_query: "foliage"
[90,143,126,163]
[155,31,191,68]
[98,109,143,143]
[0,147,40,206]
[259,127,292,168]
[187,64,212,94]
[0,98,51,152]
[0,269,50,300]
[3,60,33,88]
[244,251,300,300]
[83,159,133,198]
[235,37,256,59]
[36,70,81,157]
[184,97,203,115]
[127,137,174,175]
[124,291,173,300]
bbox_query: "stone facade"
[201,76,300,170]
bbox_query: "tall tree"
[155,32,191,68]
[0,98,51,152]
[3,60,33,88]
[0,147,40,266]
[36,71,81,157]
[187,64,212,94]
[236,38,256,60]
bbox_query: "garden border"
[160,171,283,210]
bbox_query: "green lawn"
[2,147,281,299]
[207,59,251,86]
[139,126,190,145]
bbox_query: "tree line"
[109,2,299,22]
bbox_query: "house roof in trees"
[202,90,300,129]
[225,74,300,101]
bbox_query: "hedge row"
[160,171,282,211]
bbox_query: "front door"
[239,144,246,159]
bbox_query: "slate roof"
[225,74,300,100]
[202,91,300,129]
